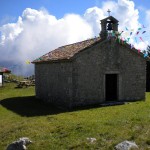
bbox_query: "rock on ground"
[86,137,97,143]
[6,137,32,150]
[115,140,139,150]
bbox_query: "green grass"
[1,83,150,149]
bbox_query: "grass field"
[1,83,150,149]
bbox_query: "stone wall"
[35,39,146,108]
[119,44,146,101]
[35,62,73,108]
[72,39,146,106]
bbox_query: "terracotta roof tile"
[0,67,11,73]
[33,37,101,63]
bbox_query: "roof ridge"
[32,36,101,63]
[59,37,99,48]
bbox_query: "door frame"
[104,71,121,101]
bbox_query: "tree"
[147,45,150,56]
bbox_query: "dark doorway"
[105,74,118,101]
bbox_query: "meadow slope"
[0,83,150,149]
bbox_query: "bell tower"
[100,10,119,39]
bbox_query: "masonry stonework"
[35,38,146,108]
[35,62,73,108]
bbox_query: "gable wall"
[72,39,146,106]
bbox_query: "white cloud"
[84,6,105,35]
[0,8,94,75]
[0,0,149,75]
[146,10,150,29]
[102,0,140,31]
[134,41,148,51]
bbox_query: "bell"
[107,21,113,31]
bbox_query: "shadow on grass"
[0,96,126,117]
[0,96,68,117]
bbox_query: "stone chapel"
[33,14,146,108]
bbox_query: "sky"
[0,0,150,75]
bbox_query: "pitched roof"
[32,37,101,63]
[0,67,11,73]
[101,16,119,22]
[32,36,149,64]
